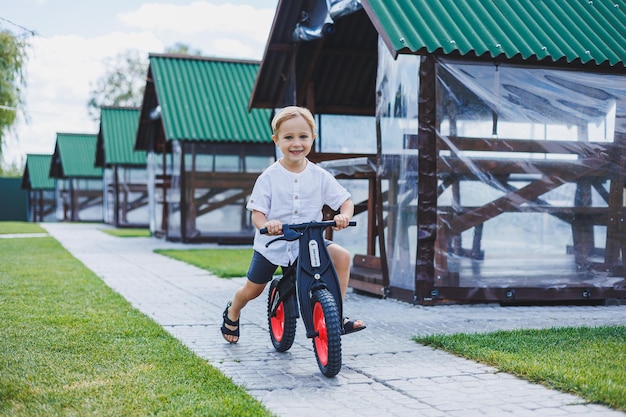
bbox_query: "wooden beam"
[415,55,438,299]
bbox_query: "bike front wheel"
[267,278,296,352]
[311,288,342,377]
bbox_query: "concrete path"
[40,223,626,417]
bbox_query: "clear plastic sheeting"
[146,150,171,237]
[103,166,149,227]
[327,0,362,20]
[318,157,376,177]
[317,114,376,153]
[293,0,335,42]
[376,35,420,290]
[28,189,56,222]
[376,36,626,297]
[293,0,364,42]
[55,178,103,222]
[438,61,623,142]
[147,139,274,242]
[317,157,375,257]
[435,59,626,291]
[55,179,69,221]
[167,140,183,239]
[180,142,270,239]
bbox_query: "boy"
[221,106,365,343]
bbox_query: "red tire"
[267,278,296,352]
[311,288,342,377]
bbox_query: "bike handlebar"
[260,220,356,235]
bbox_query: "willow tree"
[0,30,29,160]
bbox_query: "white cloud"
[32,31,163,110]
[118,1,274,42]
[28,33,159,100]
[3,1,276,168]
[4,32,164,166]
[211,38,262,59]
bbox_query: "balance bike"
[262,220,356,377]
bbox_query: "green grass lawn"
[99,227,152,238]
[416,326,626,411]
[0,229,274,416]
[0,221,46,234]
[155,249,256,278]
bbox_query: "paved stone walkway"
[40,223,626,417]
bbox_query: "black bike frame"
[295,223,343,338]
[265,221,354,338]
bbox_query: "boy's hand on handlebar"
[263,220,283,236]
[333,214,351,230]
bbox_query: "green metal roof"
[21,154,55,190]
[363,0,626,68]
[149,54,273,143]
[97,107,145,166]
[50,133,103,179]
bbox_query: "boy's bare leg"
[223,280,266,343]
[328,244,365,330]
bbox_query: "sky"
[1,0,278,168]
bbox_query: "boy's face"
[272,115,315,168]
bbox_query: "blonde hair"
[271,106,316,135]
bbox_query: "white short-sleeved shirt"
[246,159,351,266]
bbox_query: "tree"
[87,44,202,121]
[165,42,202,56]
[87,49,148,121]
[0,29,29,163]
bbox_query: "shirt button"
[294,210,298,214]
[294,179,298,183]
[294,196,299,200]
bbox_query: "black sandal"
[342,317,366,335]
[221,301,239,343]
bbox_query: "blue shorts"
[247,241,333,285]
[246,251,280,284]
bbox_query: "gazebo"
[249,0,626,304]
[96,106,149,228]
[49,132,103,222]
[135,54,275,243]
[21,154,56,222]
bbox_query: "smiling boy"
[221,106,366,343]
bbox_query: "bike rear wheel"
[311,288,342,377]
[267,278,296,352]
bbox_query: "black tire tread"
[311,288,342,377]
[267,278,297,352]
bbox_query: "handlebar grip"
[261,221,355,234]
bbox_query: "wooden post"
[415,56,438,303]
[113,165,120,226]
